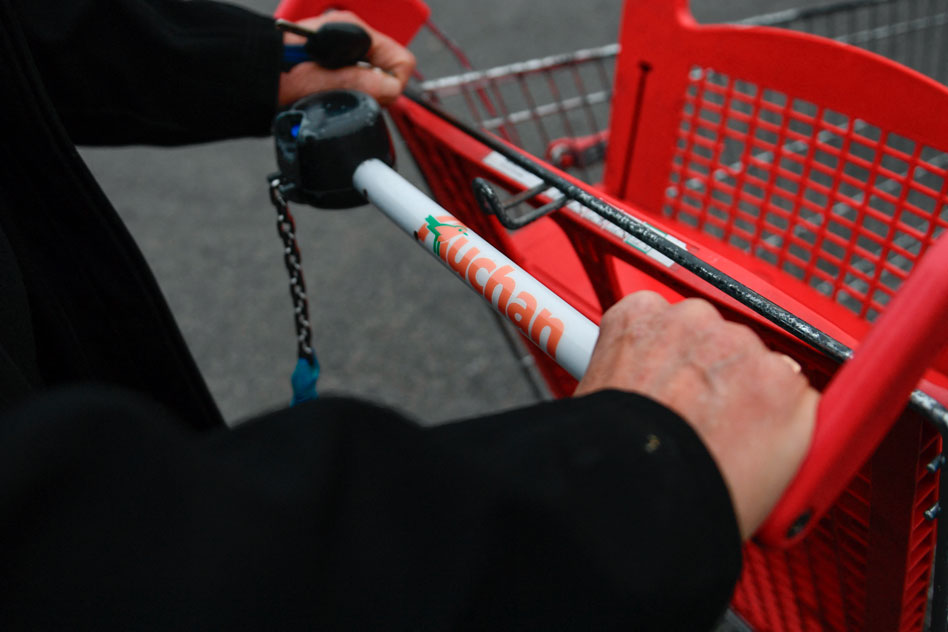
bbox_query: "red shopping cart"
[276,0,948,630]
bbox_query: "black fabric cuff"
[219,11,283,139]
[12,0,285,145]
[428,389,744,629]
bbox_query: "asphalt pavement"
[81,0,829,425]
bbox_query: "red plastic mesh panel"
[732,420,939,632]
[664,66,948,322]
[733,468,872,632]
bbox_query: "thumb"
[278,64,403,107]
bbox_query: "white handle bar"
[353,159,599,379]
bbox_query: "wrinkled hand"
[574,292,818,540]
[278,10,416,106]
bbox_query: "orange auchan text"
[417,216,564,358]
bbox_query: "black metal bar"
[618,62,652,201]
[504,182,550,208]
[472,178,567,230]
[403,87,948,433]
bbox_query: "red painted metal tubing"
[758,234,948,546]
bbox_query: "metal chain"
[268,177,315,364]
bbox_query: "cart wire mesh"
[413,0,948,325]
[741,0,948,84]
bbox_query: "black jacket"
[0,0,742,628]
[0,0,283,424]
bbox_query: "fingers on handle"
[317,10,416,85]
[282,11,416,98]
[599,290,670,332]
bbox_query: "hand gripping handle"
[758,234,948,546]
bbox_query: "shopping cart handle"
[271,90,598,374]
[757,234,948,546]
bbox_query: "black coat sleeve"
[12,0,282,145]
[0,385,742,630]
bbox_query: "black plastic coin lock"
[273,90,395,208]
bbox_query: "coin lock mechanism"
[273,90,395,208]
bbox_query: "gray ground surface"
[81,0,825,426]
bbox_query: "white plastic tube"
[353,158,598,379]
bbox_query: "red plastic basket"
[277,0,948,629]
